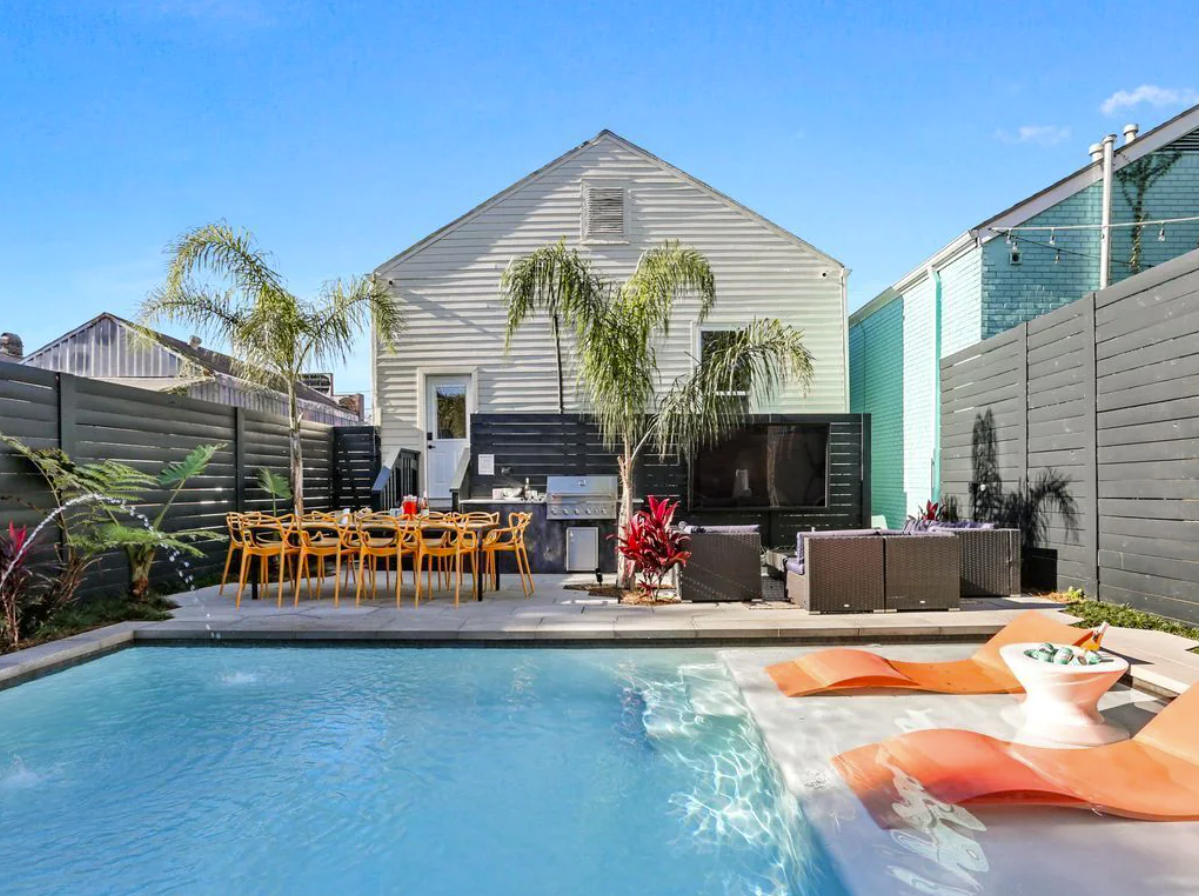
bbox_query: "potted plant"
[615,496,691,602]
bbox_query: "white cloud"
[995,125,1072,147]
[1101,85,1199,116]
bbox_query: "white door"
[425,375,470,500]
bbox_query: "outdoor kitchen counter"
[452,499,617,574]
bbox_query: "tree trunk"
[616,445,635,590]
[289,386,305,515]
[551,313,565,414]
[127,545,154,602]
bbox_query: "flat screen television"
[690,423,829,509]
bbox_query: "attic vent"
[581,182,626,241]
[1173,127,1199,153]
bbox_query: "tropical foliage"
[256,467,293,514]
[502,239,814,585]
[0,522,92,651]
[615,496,690,597]
[0,433,223,600]
[139,222,406,513]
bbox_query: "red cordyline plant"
[913,500,950,522]
[615,496,691,597]
[1,522,31,650]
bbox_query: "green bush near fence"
[1064,596,1199,650]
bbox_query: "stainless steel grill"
[546,475,618,520]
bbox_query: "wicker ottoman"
[882,532,961,611]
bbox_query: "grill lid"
[545,475,618,498]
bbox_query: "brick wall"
[1110,151,1199,282]
[981,182,1102,339]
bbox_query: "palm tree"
[500,239,604,413]
[503,240,814,586]
[140,222,405,514]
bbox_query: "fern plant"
[1,433,226,600]
[119,443,227,600]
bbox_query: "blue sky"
[3,1,1197,404]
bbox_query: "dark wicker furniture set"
[782,522,1021,613]
[673,520,1021,613]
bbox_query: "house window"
[581,182,626,242]
[699,328,752,396]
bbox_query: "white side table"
[999,642,1130,748]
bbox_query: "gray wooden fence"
[941,248,1199,623]
[0,359,334,598]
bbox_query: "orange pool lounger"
[833,682,1199,823]
[766,611,1092,697]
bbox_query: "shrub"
[615,496,691,596]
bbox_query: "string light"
[1055,249,1061,264]
[1158,224,1167,242]
[1049,228,1056,246]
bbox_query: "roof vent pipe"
[1123,123,1139,145]
[1088,142,1104,163]
[189,335,202,348]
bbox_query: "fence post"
[57,372,78,459]
[1082,293,1100,598]
[234,407,246,513]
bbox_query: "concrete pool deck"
[725,644,1199,896]
[2,573,1197,697]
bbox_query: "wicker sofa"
[676,524,762,602]
[784,528,962,613]
[923,522,1022,597]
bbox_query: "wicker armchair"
[953,528,1022,597]
[677,525,762,602]
[881,532,961,611]
[786,532,885,614]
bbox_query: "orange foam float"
[766,611,1092,697]
[832,682,1199,822]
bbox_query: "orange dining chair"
[296,517,347,606]
[235,517,297,608]
[414,521,477,607]
[354,515,402,605]
[219,512,245,596]
[481,512,534,597]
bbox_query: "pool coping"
[2,614,1195,698]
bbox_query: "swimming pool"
[0,646,846,896]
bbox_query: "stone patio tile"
[534,619,616,640]
[611,618,697,639]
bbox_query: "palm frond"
[499,239,607,350]
[306,275,406,368]
[655,319,814,457]
[620,241,716,336]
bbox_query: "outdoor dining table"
[404,517,501,603]
[243,515,502,603]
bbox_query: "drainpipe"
[839,267,851,412]
[1099,133,1117,289]
[929,264,943,503]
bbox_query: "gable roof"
[375,129,845,274]
[851,101,1199,326]
[25,312,344,410]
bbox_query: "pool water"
[0,647,846,896]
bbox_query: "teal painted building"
[850,106,1199,527]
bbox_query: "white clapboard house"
[372,130,849,500]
